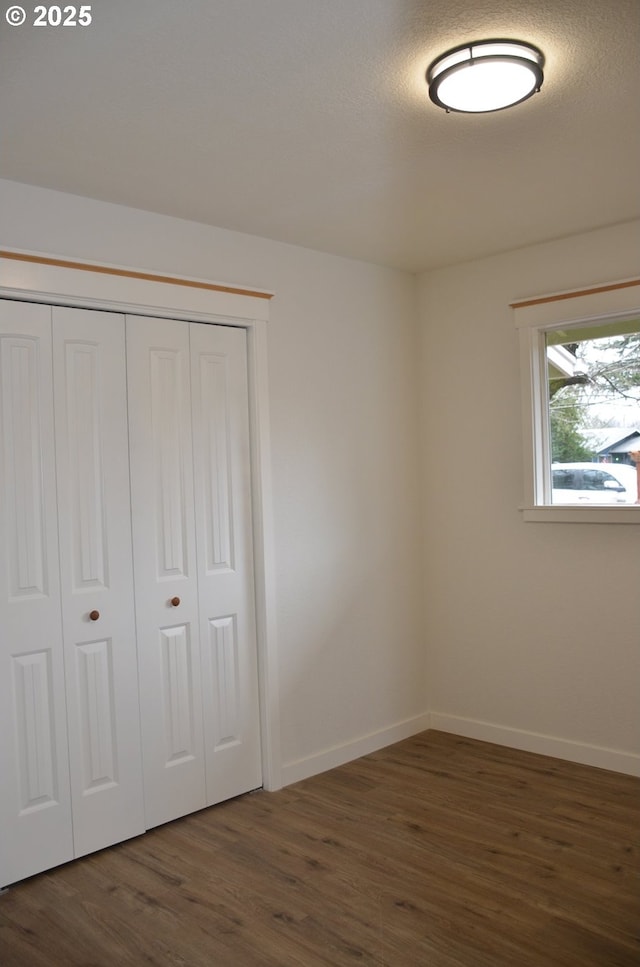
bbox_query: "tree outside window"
[547,323,640,465]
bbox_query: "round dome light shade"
[427,40,544,113]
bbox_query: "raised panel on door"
[190,323,262,805]
[52,307,145,856]
[0,300,73,886]
[126,315,205,828]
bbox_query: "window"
[515,280,640,522]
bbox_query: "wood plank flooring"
[1,730,638,966]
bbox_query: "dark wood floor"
[1,730,638,967]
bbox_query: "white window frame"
[514,278,640,524]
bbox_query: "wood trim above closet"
[0,250,274,301]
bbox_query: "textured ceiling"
[1,0,639,272]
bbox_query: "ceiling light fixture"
[427,39,544,114]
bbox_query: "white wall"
[418,220,640,774]
[0,180,427,783]
[3,180,637,780]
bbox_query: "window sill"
[520,505,640,523]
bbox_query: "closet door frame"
[0,249,282,793]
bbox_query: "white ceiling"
[1,0,639,272]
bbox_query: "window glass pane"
[546,319,640,505]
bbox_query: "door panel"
[206,614,241,748]
[52,307,144,856]
[62,336,107,590]
[190,323,262,804]
[197,347,233,572]
[75,637,118,791]
[159,623,199,763]
[150,347,190,578]
[0,300,73,887]
[126,315,205,828]
[12,650,60,809]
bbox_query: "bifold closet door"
[127,316,261,830]
[190,322,261,805]
[51,307,145,856]
[127,315,206,828]
[0,301,145,887]
[0,300,73,886]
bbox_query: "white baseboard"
[430,712,640,777]
[279,711,639,787]
[281,712,432,787]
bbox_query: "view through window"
[546,318,640,504]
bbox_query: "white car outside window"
[551,463,638,504]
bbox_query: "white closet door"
[52,307,145,856]
[0,300,73,886]
[190,323,261,804]
[126,315,206,828]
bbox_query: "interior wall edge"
[280,712,432,787]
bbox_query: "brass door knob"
[170,596,181,607]
[89,610,100,621]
